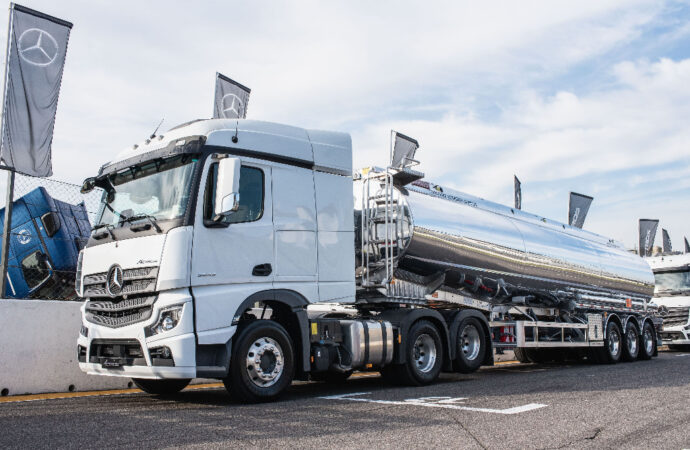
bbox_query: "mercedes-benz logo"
[106,264,124,297]
[18,28,59,67]
[221,93,244,118]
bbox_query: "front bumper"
[659,325,690,346]
[77,288,196,380]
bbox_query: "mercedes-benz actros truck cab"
[648,253,690,350]
[77,118,660,402]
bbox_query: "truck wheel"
[224,320,294,403]
[310,370,353,383]
[600,321,623,364]
[132,378,190,395]
[621,322,640,362]
[381,320,443,386]
[638,322,656,360]
[453,317,486,373]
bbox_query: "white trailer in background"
[648,253,690,349]
[76,119,660,402]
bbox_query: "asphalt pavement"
[1,351,689,449]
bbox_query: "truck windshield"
[96,154,197,227]
[654,269,690,295]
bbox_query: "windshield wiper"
[124,214,162,233]
[92,223,117,241]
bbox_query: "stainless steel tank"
[356,175,654,304]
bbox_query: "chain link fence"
[0,168,103,300]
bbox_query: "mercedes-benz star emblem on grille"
[106,265,124,297]
[18,28,59,67]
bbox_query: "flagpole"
[0,4,15,298]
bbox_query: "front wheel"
[132,378,190,395]
[224,320,295,403]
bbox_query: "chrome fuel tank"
[356,177,654,302]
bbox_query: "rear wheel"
[132,378,190,395]
[621,322,640,362]
[381,320,443,386]
[514,347,531,363]
[224,320,294,403]
[453,317,486,373]
[638,322,656,360]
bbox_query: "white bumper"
[660,325,690,346]
[77,288,197,380]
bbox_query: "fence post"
[0,168,15,298]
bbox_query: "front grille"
[662,307,690,327]
[83,266,158,298]
[85,295,156,328]
[89,339,146,367]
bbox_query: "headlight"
[146,305,184,336]
[75,251,84,297]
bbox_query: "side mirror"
[213,157,241,221]
[80,177,96,194]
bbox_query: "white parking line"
[319,392,547,415]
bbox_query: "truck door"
[191,157,274,340]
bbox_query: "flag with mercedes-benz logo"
[662,228,672,253]
[568,192,593,229]
[514,176,522,210]
[213,73,250,120]
[638,219,659,257]
[0,3,72,177]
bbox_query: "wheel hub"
[643,328,654,354]
[246,337,284,387]
[608,329,620,356]
[461,324,481,361]
[626,329,638,354]
[413,333,437,374]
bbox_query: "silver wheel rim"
[461,324,481,361]
[245,337,284,388]
[626,328,638,355]
[608,328,620,357]
[643,328,654,354]
[413,333,437,374]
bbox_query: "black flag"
[638,219,659,257]
[213,73,250,119]
[0,4,72,177]
[662,229,672,253]
[514,176,521,210]
[390,131,419,168]
[568,192,593,229]
[685,237,690,254]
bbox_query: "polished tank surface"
[355,176,655,303]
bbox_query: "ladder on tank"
[360,169,405,291]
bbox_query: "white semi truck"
[76,119,660,402]
[648,253,690,350]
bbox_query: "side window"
[204,163,265,224]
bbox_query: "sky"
[1,0,689,249]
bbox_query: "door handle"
[252,263,272,277]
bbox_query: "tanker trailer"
[352,131,659,370]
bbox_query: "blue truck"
[0,187,92,299]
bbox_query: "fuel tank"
[355,176,654,304]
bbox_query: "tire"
[638,321,656,360]
[514,347,531,363]
[224,320,294,403]
[599,320,623,364]
[310,370,353,384]
[621,321,640,362]
[453,317,486,373]
[132,378,190,395]
[381,320,443,386]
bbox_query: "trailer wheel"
[453,317,486,373]
[621,322,640,362]
[224,320,294,403]
[600,321,623,364]
[638,322,656,360]
[514,347,531,363]
[132,378,190,395]
[381,320,443,386]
